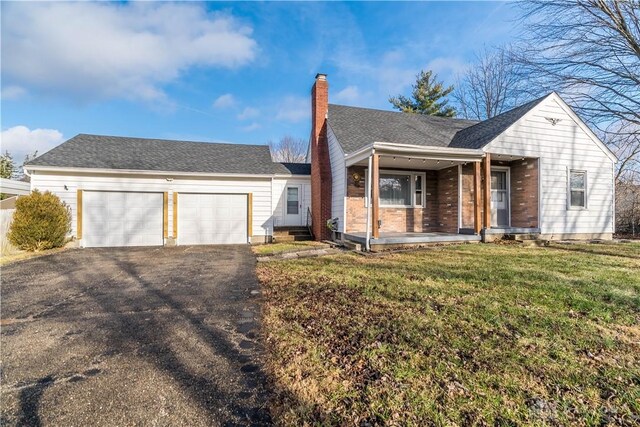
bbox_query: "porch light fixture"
[393,156,396,160]
[408,158,411,162]
[351,172,362,186]
[422,159,426,163]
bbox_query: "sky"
[1,1,520,163]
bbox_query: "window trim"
[364,169,426,208]
[567,168,588,210]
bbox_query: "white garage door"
[179,194,248,245]
[83,191,164,247]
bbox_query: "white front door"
[83,191,164,247]
[490,169,510,227]
[284,185,302,226]
[178,193,248,245]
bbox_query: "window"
[380,174,411,206]
[365,170,426,207]
[569,170,586,208]
[287,187,299,214]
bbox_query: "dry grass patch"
[252,241,327,256]
[258,243,640,425]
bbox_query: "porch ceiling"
[352,155,476,170]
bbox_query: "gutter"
[344,142,485,166]
[24,165,276,179]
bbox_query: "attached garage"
[25,134,312,247]
[178,193,249,245]
[82,191,164,248]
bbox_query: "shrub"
[8,190,71,251]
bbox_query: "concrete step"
[273,227,311,237]
[507,233,540,241]
[273,230,310,236]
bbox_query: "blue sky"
[1,1,519,162]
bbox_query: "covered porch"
[341,142,540,250]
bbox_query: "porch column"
[483,153,491,229]
[473,161,482,234]
[372,153,380,238]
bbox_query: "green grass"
[257,243,640,426]
[252,240,327,256]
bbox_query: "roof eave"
[344,142,485,166]
[24,165,275,179]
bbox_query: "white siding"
[486,95,615,236]
[328,125,346,232]
[1,178,30,196]
[272,177,311,227]
[30,171,273,241]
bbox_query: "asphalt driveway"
[1,245,270,426]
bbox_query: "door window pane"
[380,174,411,206]
[287,187,299,214]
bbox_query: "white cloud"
[425,57,469,80]
[276,96,309,123]
[1,2,257,102]
[212,93,237,109]
[333,85,361,104]
[241,122,261,132]
[1,85,27,100]
[237,107,260,120]
[1,126,64,163]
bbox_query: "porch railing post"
[372,153,380,239]
[483,153,492,229]
[473,161,482,234]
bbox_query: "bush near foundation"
[8,190,71,251]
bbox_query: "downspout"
[365,154,372,251]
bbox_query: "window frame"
[364,169,427,208]
[567,169,588,210]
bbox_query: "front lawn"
[257,243,640,425]
[252,240,327,256]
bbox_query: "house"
[308,74,616,249]
[25,74,616,249]
[25,136,311,247]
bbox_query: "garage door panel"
[179,194,247,245]
[83,191,163,247]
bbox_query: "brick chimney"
[310,73,332,241]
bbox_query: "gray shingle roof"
[276,162,311,175]
[26,134,287,175]
[328,104,478,154]
[328,94,549,154]
[449,95,549,149]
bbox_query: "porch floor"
[344,232,481,245]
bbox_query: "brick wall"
[310,75,332,241]
[345,166,441,233]
[437,166,459,233]
[509,158,539,228]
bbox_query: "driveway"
[1,246,270,426]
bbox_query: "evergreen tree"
[0,151,15,179]
[389,70,456,117]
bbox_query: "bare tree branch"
[268,136,308,163]
[453,46,526,120]
[513,0,640,128]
